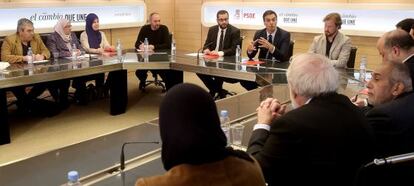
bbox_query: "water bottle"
[71,43,77,62]
[220,110,231,145]
[144,38,149,54]
[66,171,82,186]
[116,39,122,62]
[171,34,176,56]
[27,47,33,75]
[359,56,367,87]
[235,45,241,63]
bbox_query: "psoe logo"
[234,9,241,20]
[243,12,255,19]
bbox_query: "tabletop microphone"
[197,41,215,62]
[120,141,159,171]
[373,152,414,166]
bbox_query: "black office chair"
[347,46,358,69]
[140,33,172,92]
[287,40,295,60]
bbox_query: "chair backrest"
[0,38,3,61]
[287,40,295,60]
[347,46,358,68]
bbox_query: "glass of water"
[231,124,245,146]
[52,52,59,62]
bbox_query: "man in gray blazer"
[308,13,351,68]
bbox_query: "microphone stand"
[120,141,159,171]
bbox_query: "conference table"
[0,50,367,185]
[0,49,290,145]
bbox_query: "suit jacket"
[135,156,266,186]
[247,27,291,61]
[203,24,240,56]
[404,54,414,88]
[247,93,375,186]
[46,32,84,58]
[366,91,414,157]
[308,31,352,68]
[1,33,50,63]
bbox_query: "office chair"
[347,46,358,69]
[287,40,295,60]
[140,33,172,93]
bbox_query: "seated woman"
[75,13,113,104]
[47,18,84,108]
[135,83,266,186]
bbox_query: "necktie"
[218,29,224,51]
[266,34,273,59]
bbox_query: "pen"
[281,100,291,105]
[352,94,359,102]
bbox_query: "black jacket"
[203,24,240,56]
[404,55,414,88]
[247,93,375,186]
[247,27,291,61]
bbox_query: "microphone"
[120,141,159,171]
[372,152,414,166]
[197,41,215,62]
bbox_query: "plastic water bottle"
[220,110,231,145]
[27,47,33,75]
[116,39,122,62]
[235,45,241,63]
[71,43,77,62]
[66,171,82,186]
[359,56,367,87]
[144,38,149,53]
[171,34,176,56]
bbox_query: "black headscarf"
[159,83,253,171]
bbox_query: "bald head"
[376,33,386,59]
[381,29,414,62]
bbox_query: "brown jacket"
[135,156,266,186]
[1,33,50,63]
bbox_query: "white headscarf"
[54,18,72,50]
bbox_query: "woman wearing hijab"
[46,18,85,108]
[135,83,266,186]
[72,13,111,104]
[80,13,113,54]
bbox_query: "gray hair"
[287,53,339,97]
[16,18,33,33]
[388,61,413,92]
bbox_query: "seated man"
[135,12,182,91]
[245,10,291,90]
[354,62,414,186]
[378,29,414,87]
[396,18,414,33]
[246,10,291,61]
[308,12,351,68]
[197,10,241,99]
[1,18,51,112]
[247,53,374,186]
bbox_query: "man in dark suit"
[247,53,374,186]
[377,29,414,87]
[197,10,242,99]
[354,62,414,186]
[246,10,291,61]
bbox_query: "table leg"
[109,70,128,115]
[0,89,11,145]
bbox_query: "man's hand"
[257,98,286,125]
[258,37,275,52]
[203,48,211,55]
[351,96,367,107]
[246,40,258,53]
[209,51,219,56]
[34,54,44,61]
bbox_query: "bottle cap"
[68,171,79,182]
[220,110,228,117]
